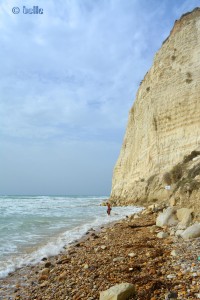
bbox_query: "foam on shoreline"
[0,206,143,279]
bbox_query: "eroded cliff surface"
[110,8,200,209]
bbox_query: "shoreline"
[0,210,200,299]
[0,204,143,280]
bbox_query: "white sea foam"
[0,195,142,278]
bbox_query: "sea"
[0,195,143,279]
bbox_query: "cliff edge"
[110,8,200,215]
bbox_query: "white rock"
[171,250,179,256]
[195,175,200,182]
[133,214,140,219]
[170,229,175,236]
[83,264,89,269]
[177,224,187,230]
[193,156,200,161]
[176,208,193,227]
[157,232,168,239]
[175,229,184,236]
[196,293,200,298]
[167,274,176,279]
[141,209,152,215]
[101,245,107,250]
[113,257,125,262]
[156,207,178,227]
[148,204,159,211]
[99,283,135,300]
[181,223,200,240]
[128,253,136,257]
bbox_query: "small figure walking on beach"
[106,202,112,216]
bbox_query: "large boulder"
[176,208,193,227]
[156,207,178,227]
[181,223,200,240]
[99,283,135,300]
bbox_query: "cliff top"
[163,7,200,45]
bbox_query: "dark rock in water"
[91,233,99,239]
[41,257,47,261]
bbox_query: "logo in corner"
[12,7,20,14]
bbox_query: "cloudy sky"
[0,0,199,195]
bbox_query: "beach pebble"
[101,245,107,250]
[40,268,50,276]
[134,214,140,219]
[44,261,51,268]
[38,275,48,282]
[41,257,47,261]
[99,283,135,300]
[57,257,71,264]
[2,213,200,300]
[196,293,200,298]
[157,232,168,239]
[58,271,67,281]
[40,280,49,288]
[83,264,89,269]
[167,274,176,279]
[150,225,158,233]
[165,291,178,299]
[128,253,136,258]
[113,257,125,262]
[171,250,179,256]
[175,229,184,236]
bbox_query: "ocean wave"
[0,205,142,279]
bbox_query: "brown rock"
[58,271,67,281]
[44,261,51,268]
[38,275,48,282]
[40,268,50,276]
[40,280,49,288]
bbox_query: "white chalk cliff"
[110,8,200,210]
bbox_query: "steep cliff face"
[110,8,200,209]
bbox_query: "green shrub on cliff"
[188,162,200,178]
[183,150,200,163]
[163,172,172,185]
[171,164,183,183]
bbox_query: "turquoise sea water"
[0,195,142,278]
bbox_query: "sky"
[0,0,199,196]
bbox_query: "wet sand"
[0,211,200,300]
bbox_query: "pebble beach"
[0,209,200,300]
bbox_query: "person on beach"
[106,202,112,216]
